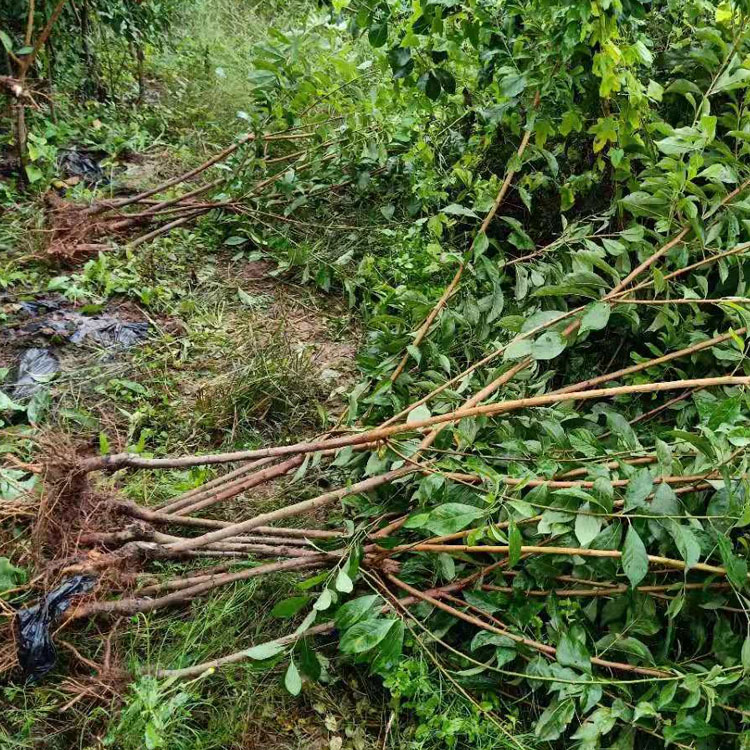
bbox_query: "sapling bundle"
[7,0,750,747]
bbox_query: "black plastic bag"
[15,575,96,682]
[57,149,108,186]
[12,348,59,400]
[69,317,149,349]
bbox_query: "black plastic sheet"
[15,575,96,682]
[12,348,60,400]
[57,149,108,186]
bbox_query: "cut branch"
[83,375,750,472]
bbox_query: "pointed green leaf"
[284,659,302,695]
[622,526,649,588]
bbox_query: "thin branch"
[404,544,740,578]
[83,375,750,472]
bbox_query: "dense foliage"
[259,1,750,746]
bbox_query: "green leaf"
[313,589,333,611]
[508,520,522,567]
[665,79,701,96]
[406,403,430,424]
[297,639,321,681]
[245,641,285,660]
[99,432,110,455]
[596,633,654,664]
[557,625,591,672]
[503,338,532,361]
[339,619,396,654]
[434,68,456,95]
[473,231,489,255]
[624,469,653,510]
[0,557,26,592]
[666,522,700,570]
[0,391,24,412]
[418,71,441,100]
[498,73,526,99]
[437,552,455,580]
[284,659,302,695]
[646,79,664,101]
[406,345,421,365]
[535,699,575,741]
[714,66,750,93]
[443,203,478,218]
[271,596,310,618]
[622,526,649,588]
[717,535,748,588]
[335,595,379,629]
[0,30,13,52]
[335,568,354,593]
[580,301,610,334]
[575,504,602,547]
[559,110,583,136]
[531,331,566,360]
[655,439,673,474]
[224,235,248,246]
[25,164,43,183]
[368,21,388,48]
[372,620,404,674]
[471,631,516,651]
[423,503,484,535]
[387,46,413,79]
[144,723,160,750]
[741,635,750,673]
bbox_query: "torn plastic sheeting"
[12,348,59,400]
[15,303,149,350]
[57,149,108,186]
[68,316,149,349]
[18,298,63,316]
[15,575,97,682]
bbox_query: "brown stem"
[405,544,736,578]
[480,581,731,597]
[156,457,275,512]
[558,455,656,479]
[386,574,670,677]
[19,0,68,76]
[25,0,36,46]
[108,178,225,231]
[613,228,690,295]
[162,467,416,553]
[88,134,256,214]
[83,375,750,473]
[153,621,336,679]
[128,208,212,248]
[552,327,747,395]
[115,500,343,538]
[175,455,304,517]
[65,556,328,619]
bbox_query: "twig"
[65,556,328,619]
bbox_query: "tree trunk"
[135,43,145,105]
[80,0,102,98]
[14,100,28,190]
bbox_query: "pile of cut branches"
[5,0,750,747]
[43,123,375,261]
